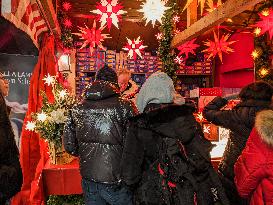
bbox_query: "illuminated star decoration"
[196,112,205,122]
[203,125,211,134]
[37,112,47,122]
[43,74,56,86]
[206,0,222,13]
[255,8,273,39]
[91,0,127,31]
[177,38,199,60]
[138,0,170,27]
[63,18,72,28]
[174,56,184,65]
[183,0,210,15]
[59,90,67,99]
[155,33,163,40]
[202,31,236,63]
[122,36,147,60]
[73,21,111,54]
[174,29,181,35]
[173,15,180,23]
[259,67,269,78]
[62,2,72,11]
[26,121,36,131]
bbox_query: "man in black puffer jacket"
[203,81,273,205]
[64,65,137,205]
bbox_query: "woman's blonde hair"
[117,66,131,78]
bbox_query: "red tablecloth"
[42,158,82,196]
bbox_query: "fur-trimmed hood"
[255,109,273,147]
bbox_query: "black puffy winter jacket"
[64,81,137,184]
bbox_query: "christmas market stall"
[0,0,273,204]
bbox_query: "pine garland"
[58,1,74,48]
[158,0,179,83]
[254,0,273,85]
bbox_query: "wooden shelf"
[76,71,96,73]
[177,73,212,76]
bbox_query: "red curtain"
[11,33,61,205]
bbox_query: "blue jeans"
[81,179,133,205]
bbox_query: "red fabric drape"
[11,33,60,205]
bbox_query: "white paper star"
[123,36,147,60]
[91,0,127,30]
[37,112,47,122]
[42,74,56,86]
[138,0,170,27]
[26,121,36,131]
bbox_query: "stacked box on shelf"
[194,61,212,74]
[147,56,159,73]
[105,50,116,69]
[96,50,106,70]
[177,65,195,74]
[75,42,99,97]
[127,58,136,73]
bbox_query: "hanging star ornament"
[43,74,56,86]
[174,56,184,65]
[73,21,111,54]
[203,125,211,134]
[202,31,236,63]
[91,0,127,31]
[62,2,72,11]
[177,38,199,60]
[122,36,147,60]
[255,8,273,39]
[183,0,211,15]
[206,0,222,13]
[63,18,72,28]
[138,0,170,27]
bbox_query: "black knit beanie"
[95,65,118,84]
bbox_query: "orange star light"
[202,31,236,63]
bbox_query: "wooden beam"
[171,0,263,48]
[36,0,61,37]
[187,0,198,27]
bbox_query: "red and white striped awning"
[1,0,48,48]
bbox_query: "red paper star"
[177,38,199,59]
[63,18,72,28]
[73,21,111,53]
[91,0,127,31]
[202,31,236,63]
[122,36,147,60]
[255,8,273,39]
[62,2,72,11]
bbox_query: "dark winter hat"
[95,65,118,84]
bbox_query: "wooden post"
[171,0,264,48]
[187,0,198,27]
[36,0,61,38]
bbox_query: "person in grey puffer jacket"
[63,65,138,205]
[203,81,273,205]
